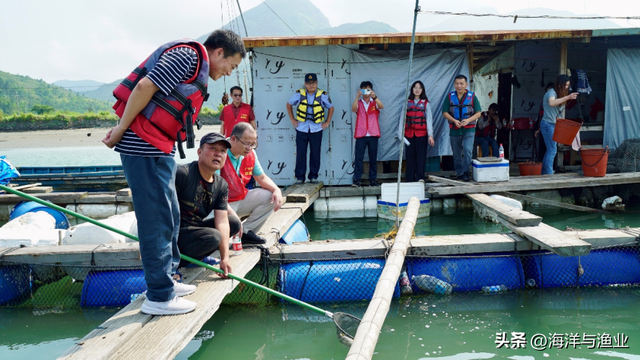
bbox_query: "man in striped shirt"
[103,29,246,316]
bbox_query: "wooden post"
[345,197,420,360]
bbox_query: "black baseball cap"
[304,73,317,83]
[200,132,231,148]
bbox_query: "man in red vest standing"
[219,122,283,245]
[351,81,384,187]
[219,86,256,137]
[102,29,246,316]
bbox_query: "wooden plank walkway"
[467,193,542,227]
[269,228,636,260]
[427,172,640,196]
[57,183,320,360]
[1,243,142,267]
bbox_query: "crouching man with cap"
[219,122,283,245]
[175,132,241,279]
[286,73,334,184]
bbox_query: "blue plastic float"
[81,270,146,307]
[9,200,70,229]
[279,219,310,244]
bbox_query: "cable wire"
[419,10,640,21]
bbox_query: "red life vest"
[221,103,252,136]
[219,150,255,203]
[476,112,496,137]
[112,40,210,157]
[405,99,428,138]
[354,99,380,138]
[448,91,476,129]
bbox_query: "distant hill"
[80,79,122,103]
[53,79,105,92]
[0,71,114,115]
[313,21,398,35]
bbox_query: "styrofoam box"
[380,182,425,203]
[472,159,509,182]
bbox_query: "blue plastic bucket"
[406,255,525,292]
[278,259,399,303]
[9,201,70,229]
[280,219,310,244]
[522,248,640,288]
[0,265,31,305]
[81,270,146,307]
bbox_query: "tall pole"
[235,0,249,37]
[395,0,420,228]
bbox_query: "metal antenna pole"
[395,0,420,228]
[235,0,249,37]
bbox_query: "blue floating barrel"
[10,201,70,229]
[0,265,31,305]
[522,248,640,288]
[407,255,525,292]
[279,219,310,244]
[81,270,146,307]
[278,259,399,303]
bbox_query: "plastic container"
[278,259,399,303]
[280,219,310,244]
[10,201,70,229]
[552,118,581,145]
[580,147,609,177]
[518,161,542,176]
[412,274,453,295]
[407,255,525,292]
[498,144,504,158]
[0,265,31,305]
[482,285,508,293]
[522,248,640,288]
[230,235,243,255]
[472,159,509,182]
[81,270,147,307]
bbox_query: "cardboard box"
[472,159,509,182]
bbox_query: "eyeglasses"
[232,93,242,97]
[235,136,258,150]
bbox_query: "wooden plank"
[346,197,420,360]
[58,249,261,360]
[116,188,132,197]
[499,191,603,213]
[319,186,381,198]
[2,243,141,266]
[285,182,323,203]
[23,186,53,194]
[1,183,42,193]
[497,218,591,256]
[428,172,640,196]
[427,175,466,187]
[0,191,88,204]
[467,193,542,227]
[572,229,636,248]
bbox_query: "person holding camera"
[351,81,384,187]
[475,103,502,158]
[404,80,434,182]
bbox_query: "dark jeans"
[405,135,427,182]
[353,136,379,183]
[475,135,499,158]
[450,132,475,177]
[178,214,242,267]
[121,154,180,302]
[295,129,323,181]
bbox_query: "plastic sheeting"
[604,48,640,150]
[350,49,468,160]
[252,46,468,185]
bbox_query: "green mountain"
[80,79,122,103]
[53,79,105,92]
[0,71,113,116]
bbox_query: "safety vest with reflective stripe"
[296,88,326,123]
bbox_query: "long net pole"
[395,0,421,228]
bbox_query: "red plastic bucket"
[518,161,542,176]
[552,118,581,145]
[580,147,609,177]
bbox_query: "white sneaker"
[174,280,196,297]
[140,296,196,315]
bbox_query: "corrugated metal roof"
[243,29,595,49]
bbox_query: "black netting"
[0,261,143,308]
[3,242,639,309]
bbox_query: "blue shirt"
[288,90,333,133]
[542,89,562,125]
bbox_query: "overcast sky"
[1,0,638,84]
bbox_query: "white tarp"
[350,49,468,160]
[253,46,468,185]
[605,48,640,150]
